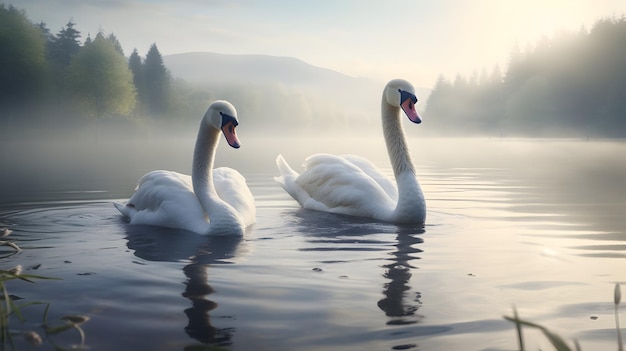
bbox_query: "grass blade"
[504,315,573,351]
[616,283,623,351]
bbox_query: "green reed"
[505,283,623,351]
[0,228,90,350]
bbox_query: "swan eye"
[219,112,239,128]
[399,90,418,105]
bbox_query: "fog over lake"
[3,125,625,237]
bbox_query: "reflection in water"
[378,228,424,326]
[290,209,425,327]
[182,261,233,345]
[123,224,244,347]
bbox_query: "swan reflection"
[182,258,234,345]
[290,209,425,325]
[123,224,247,347]
[377,228,424,325]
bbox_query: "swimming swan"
[114,100,256,235]
[275,79,426,224]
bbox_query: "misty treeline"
[0,4,199,131]
[425,16,626,137]
[4,3,626,139]
[0,4,349,136]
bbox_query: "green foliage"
[107,33,124,56]
[0,227,90,350]
[0,4,145,126]
[128,50,144,90]
[67,32,136,118]
[143,43,173,116]
[47,20,81,68]
[3,3,626,137]
[424,16,626,137]
[0,4,47,110]
[0,267,91,350]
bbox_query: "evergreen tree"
[67,32,136,119]
[107,33,124,55]
[128,48,145,109]
[143,43,172,115]
[48,20,81,67]
[36,21,54,44]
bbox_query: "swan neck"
[381,96,425,223]
[381,98,415,178]
[191,118,245,234]
[192,118,220,209]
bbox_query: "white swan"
[275,79,426,224]
[114,100,256,235]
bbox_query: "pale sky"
[11,0,626,88]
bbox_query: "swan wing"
[291,154,396,218]
[213,167,256,227]
[117,170,209,233]
[341,154,398,200]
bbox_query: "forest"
[424,16,626,138]
[0,4,218,133]
[2,3,626,138]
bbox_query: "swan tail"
[113,202,137,218]
[275,154,317,207]
[274,154,299,185]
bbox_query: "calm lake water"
[0,134,625,350]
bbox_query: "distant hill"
[163,52,430,133]
[164,52,354,86]
[164,51,431,97]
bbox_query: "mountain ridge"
[162,52,430,133]
[163,52,430,98]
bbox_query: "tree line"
[1,3,358,136]
[3,3,626,138]
[424,16,626,138]
[0,3,332,135]
[0,3,179,129]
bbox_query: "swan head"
[384,79,422,124]
[205,100,241,148]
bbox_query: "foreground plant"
[505,283,623,351]
[0,228,20,254]
[0,265,90,350]
[616,283,623,351]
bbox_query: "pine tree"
[107,33,124,55]
[36,21,54,44]
[143,43,172,115]
[128,48,145,111]
[48,20,81,67]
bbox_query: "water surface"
[0,136,624,350]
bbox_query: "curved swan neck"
[381,94,426,223]
[381,98,415,178]
[191,114,245,235]
[192,117,220,198]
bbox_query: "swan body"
[115,100,255,235]
[275,79,426,224]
